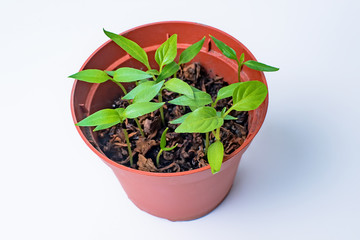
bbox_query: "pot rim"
[70,20,268,177]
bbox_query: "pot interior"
[71,21,268,165]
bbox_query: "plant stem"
[212,130,216,139]
[158,93,165,126]
[223,106,235,118]
[112,80,128,95]
[211,99,218,108]
[215,128,221,141]
[173,72,177,78]
[134,118,145,137]
[123,127,133,166]
[112,79,144,137]
[237,63,241,82]
[156,149,163,167]
[205,132,209,155]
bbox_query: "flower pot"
[70,21,268,221]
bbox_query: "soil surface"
[96,63,248,173]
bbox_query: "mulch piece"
[96,63,248,173]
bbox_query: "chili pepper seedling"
[156,128,178,167]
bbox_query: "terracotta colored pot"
[70,21,268,221]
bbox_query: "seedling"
[69,67,153,137]
[70,29,279,174]
[104,29,205,125]
[170,80,268,173]
[170,37,279,173]
[156,128,178,167]
[75,102,164,166]
[210,35,279,82]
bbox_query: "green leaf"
[215,112,237,120]
[189,106,198,111]
[169,91,212,107]
[178,37,205,65]
[210,35,237,60]
[169,112,191,124]
[124,102,165,119]
[216,83,241,101]
[103,29,150,69]
[123,81,155,100]
[191,86,202,92]
[221,107,226,116]
[175,107,223,133]
[93,121,120,131]
[76,109,121,127]
[155,34,177,69]
[133,81,164,103]
[163,144,178,151]
[208,140,224,174]
[105,71,115,77]
[224,115,237,120]
[244,60,279,72]
[115,108,126,119]
[160,127,169,149]
[239,53,245,64]
[69,69,111,83]
[164,78,194,99]
[232,81,268,111]
[146,69,160,76]
[156,61,179,82]
[138,79,149,84]
[113,67,152,82]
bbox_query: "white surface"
[1,0,359,239]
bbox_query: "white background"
[1,0,359,239]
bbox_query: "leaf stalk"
[134,118,145,137]
[158,92,165,126]
[156,149,163,167]
[205,132,210,155]
[123,127,133,166]
[111,79,128,95]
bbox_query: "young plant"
[75,102,164,166]
[104,29,205,124]
[170,36,278,173]
[69,67,153,137]
[210,35,279,82]
[156,128,178,167]
[170,81,268,173]
[152,34,206,80]
[71,29,278,174]
[70,29,206,169]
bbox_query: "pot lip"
[70,20,268,178]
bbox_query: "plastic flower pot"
[70,21,268,221]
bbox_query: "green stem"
[223,106,235,118]
[211,99,218,108]
[212,130,216,139]
[215,128,221,141]
[134,118,145,137]
[112,79,144,137]
[123,127,133,166]
[205,132,209,155]
[237,63,241,82]
[156,149,163,167]
[158,92,165,126]
[173,72,177,78]
[112,80,128,95]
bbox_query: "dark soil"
[96,63,248,173]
